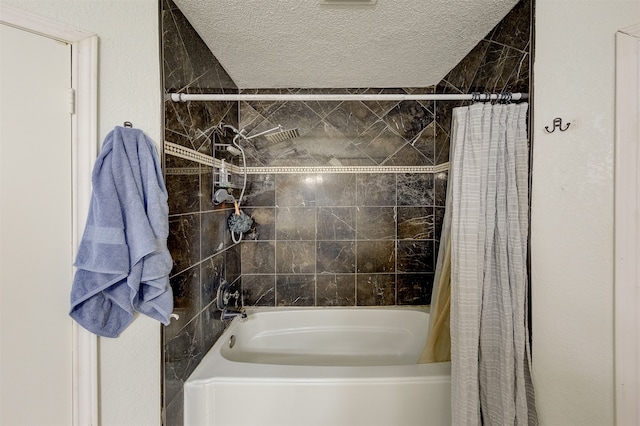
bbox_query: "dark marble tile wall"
[234,85,442,310]
[238,88,437,167]
[241,172,447,307]
[161,1,241,425]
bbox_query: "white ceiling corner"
[172,0,519,89]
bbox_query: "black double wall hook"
[545,118,570,133]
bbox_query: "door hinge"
[68,88,76,115]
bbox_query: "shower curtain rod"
[169,92,528,102]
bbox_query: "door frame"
[614,23,640,426]
[0,5,98,426]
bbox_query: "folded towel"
[70,126,173,337]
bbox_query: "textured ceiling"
[173,0,519,89]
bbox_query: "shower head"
[222,123,299,143]
[265,127,300,143]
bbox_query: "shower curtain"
[427,102,537,425]
[419,155,453,364]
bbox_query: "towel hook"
[544,118,570,133]
[123,121,133,128]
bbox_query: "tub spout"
[221,308,247,321]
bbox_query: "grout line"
[485,38,530,55]
[313,206,318,306]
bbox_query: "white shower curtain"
[449,102,537,425]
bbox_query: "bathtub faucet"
[217,279,247,321]
[221,307,247,321]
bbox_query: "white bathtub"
[184,308,451,426]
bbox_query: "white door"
[0,23,73,425]
[615,23,640,426]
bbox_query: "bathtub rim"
[185,306,449,385]
[229,304,430,315]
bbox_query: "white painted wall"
[531,1,640,425]
[1,1,162,425]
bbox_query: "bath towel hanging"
[70,125,173,338]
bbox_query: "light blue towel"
[70,126,173,337]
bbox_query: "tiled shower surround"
[239,171,446,307]
[161,0,531,423]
